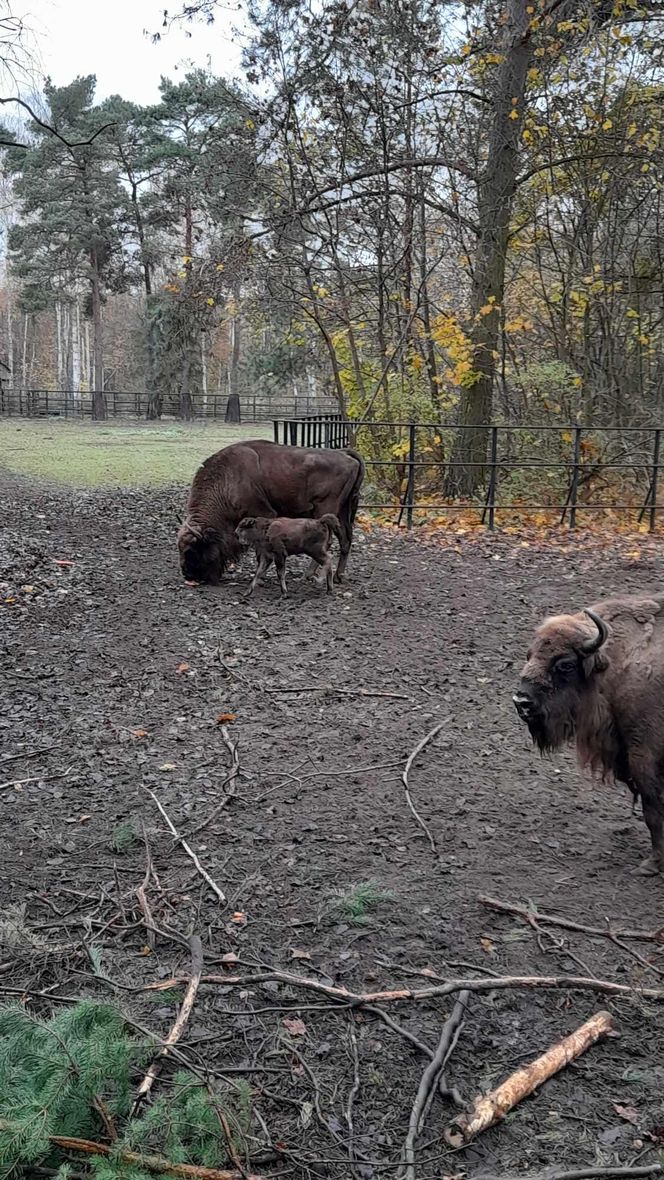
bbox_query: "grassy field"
[0,419,272,486]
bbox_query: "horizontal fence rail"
[0,388,338,422]
[273,414,664,532]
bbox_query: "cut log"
[444,1010,617,1147]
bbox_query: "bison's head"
[235,517,270,547]
[177,519,223,584]
[513,608,609,752]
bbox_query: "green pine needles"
[0,1001,252,1180]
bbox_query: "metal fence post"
[484,425,499,530]
[273,419,279,443]
[650,428,661,533]
[406,423,416,529]
[569,426,582,529]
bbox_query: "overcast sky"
[19,0,247,104]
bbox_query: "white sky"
[18,0,247,104]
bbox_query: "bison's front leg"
[636,784,664,875]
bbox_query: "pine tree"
[5,77,134,418]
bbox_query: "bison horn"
[580,608,609,655]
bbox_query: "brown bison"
[177,440,365,585]
[235,514,342,596]
[514,595,664,875]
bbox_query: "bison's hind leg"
[632,780,664,875]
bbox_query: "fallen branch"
[480,894,664,943]
[540,1167,662,1180]
[265,685,410,700]
[0,767,73,792]
[145,787,226,905]
[187,726,240,838]
[444,1009,616,1147]
[0,743,60,765]
[136,825,156,950]
[140,968,664,1004]
[132,934,205,1114]
[0,1122,259,1180]
[400,990,469,1180]
[401,722,447,853]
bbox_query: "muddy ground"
[1,475,664,1179]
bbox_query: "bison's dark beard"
[522,694,579,754]
[179,526,242,584]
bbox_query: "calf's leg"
[245,552,271,598]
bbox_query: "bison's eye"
[553,656,577,678]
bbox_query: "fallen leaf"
[159,763,176,771]
[78,814,91,823]
[300,1101,313,1128]
[175,662,191,674]
[216,712,237,724]
[613,1103,639,1125]
[139,946,152,956]
[231,911,246,925]
[53,559,75,566]
[220,952,239,966]
[480,937,496,954]
[184,579,199,587]
[21,585,34,593]
[283,1016,306,1036]
[290,948,312,961]
[131,728,148,739]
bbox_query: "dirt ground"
[2,473,664,1180]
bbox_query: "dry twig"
[480,894,664,943]
[401,722,447,852]
[0,1123,259,1180]
[132,934,205,1114]
[187,726,240,838]
[141,967,664,1004]
[444,1009,616,1147]
[145,787,226,904]
[265,684,410,700]
[399,990,469,1179]
[136,824,156,950]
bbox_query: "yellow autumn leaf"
[509,108,519,120]
[602,119,613,131]
[206,297,215,306]
[245,117,255,130]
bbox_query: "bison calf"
[235,514,343,597]
[514,596,664,876]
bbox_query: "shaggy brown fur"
[236,514,343,596]
[514,594,664,875]
[177,440,364,585]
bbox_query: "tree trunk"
[446,0,532,496]
[229,284,241,405]
[6,291,14,411]
[179,340,195,421]
[90,251,107,420]
[145,298,163,419]
[71,299,81,403]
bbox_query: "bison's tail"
[319,513,343,545]
[344,448,366,529]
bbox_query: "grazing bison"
[177,440,365,585]
[513,595,664,875]
[235,514,342,597]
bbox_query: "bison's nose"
[513,691,537,721]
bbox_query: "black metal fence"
[272,414,664,531]
[0,388,338,422]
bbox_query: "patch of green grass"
[0,419,271,487]
[109,821,139,855]
[331,880,394,923]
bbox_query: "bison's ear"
[584,649,610,674]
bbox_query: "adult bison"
[514,595,664,875]
[177,439,365,586]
